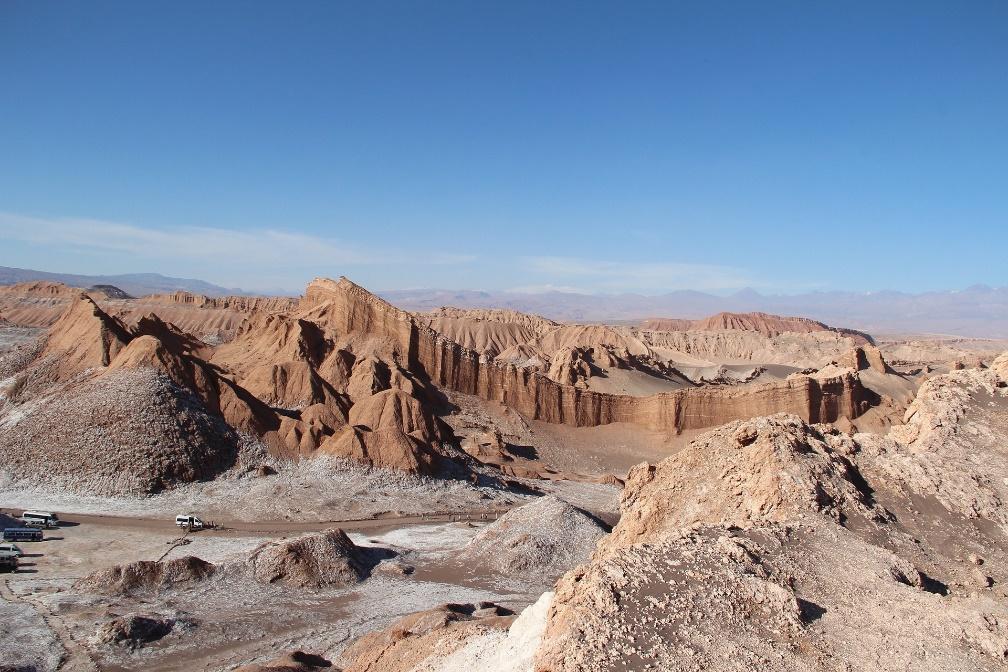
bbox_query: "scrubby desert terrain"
[1,277,1005,671]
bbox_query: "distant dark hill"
[0,266,241,297]
[87,285,134,300]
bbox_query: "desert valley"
[0,276,1006,671]
[4,2,1007,670]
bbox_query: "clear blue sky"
[1,1,1005,294]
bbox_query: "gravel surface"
[0,368,250,496]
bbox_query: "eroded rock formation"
[307,278,874,435]
[0,276,892,493]
[642,311,873,343]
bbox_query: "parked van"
[0,551,18,572]
[0,542,23,557]
[21,510,59,529]
[3,528,42,542]
[175,514,205,530]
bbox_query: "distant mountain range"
[1,265,1004,337]
[380,285,1008,338]
[0,266,240,297]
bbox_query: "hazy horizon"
[1,261,1006,299]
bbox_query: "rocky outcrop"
[75,556,216,595]
[91,614,176,648]
[235,651,333,672]
[603,415,881,552]
[210,312,346,412]
[213,313,332,376]
[953,354,987,370]
[642,311,873,344]
[835,344,889,373]
[42,294,132,377]
[459,496,607,575]
[247,529,367,589]
[536,520,1008,671]
[86,284,133,300]
[857,363,1008,526]
[546,347,593,388]
[141,291,298,313]
[319,388,447,474]
[993,352,1008,378]
[529,361,1008,672]
[340,602,517,672]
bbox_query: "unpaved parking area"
[0,511,548,671]
[0,477,618,670]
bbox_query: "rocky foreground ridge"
[333,355,1008,671]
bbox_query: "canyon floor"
[1,279,1006,671]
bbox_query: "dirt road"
[4,507,513,539]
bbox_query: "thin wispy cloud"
[506,283,591,295]
[0,212,476,291]
[520,256,756,293]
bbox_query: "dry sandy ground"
[443,389,680,477]
[0,474,618,672]
[0,514,545,671]
[877,334,1008,366]
[0,456,532,523]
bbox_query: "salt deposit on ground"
[0,455,530,523]
[460,496,607,575]
[347,520,493,554]
[0,586,64,672]
[418,591,554,672]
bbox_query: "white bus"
[21,510,59,529]
[175,514,205,530]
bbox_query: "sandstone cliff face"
[303,278,871,436]
[42,294,133,377]
[833,344,889,373]
[140,291,297,313]
[415,330,868,434]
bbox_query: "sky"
[1,1,1006,295]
